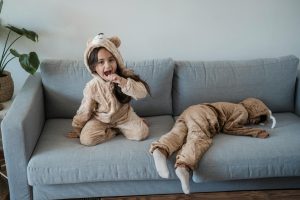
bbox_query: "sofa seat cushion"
[27,115,175,186]
[192,113,300,182]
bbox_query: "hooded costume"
[150,98,274,171]
[72,33,149,146]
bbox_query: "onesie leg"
[149,119,188,179]
[80,118,117,146]
[150,119,188,156]
[117,109,149,141]
[175,131,212,171]
[174,133,212,194]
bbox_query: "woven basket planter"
[0,71,14,102]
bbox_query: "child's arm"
[69,86,96,137]
[222,109,269,138]
[107,74,148,99]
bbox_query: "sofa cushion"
[125,59,174,117]
[28,113,300,186]
[40,60,91,119]
[173,55,299,115]
[192,112,300,182]
[27,116,175,185]
[40,58,174,118]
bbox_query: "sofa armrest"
[295,68,300,116]
[1,73,45,200]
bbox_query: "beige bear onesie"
[150,98,275,194]
[71,34,149,146]
[150,98,272,170]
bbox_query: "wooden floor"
[0,149,9,200]
[0,170,9,200]
[102,190,300,200]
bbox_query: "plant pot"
[0,71,14,102]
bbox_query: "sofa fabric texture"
[173,55,299,115]
[2,55,300,200]
[27,116,175,185]
[41,58,174,119]
[27,113,300,186]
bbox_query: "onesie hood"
[240,98,270,124]
[84,33,126,74]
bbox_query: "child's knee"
[139,124,150,140]
[136,123,149,140]
[80,135,97,146]
[128,123,149,141]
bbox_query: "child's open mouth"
[104,71,112,76]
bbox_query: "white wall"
[1,0,300,94]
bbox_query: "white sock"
[175,167,190,194]
[152,149,169,178]
[268,110,276,129]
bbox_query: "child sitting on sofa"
[68,33,150,146]
[150,98,276,194]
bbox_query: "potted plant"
[0,0,40,102]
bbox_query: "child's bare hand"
[66,131,79,138]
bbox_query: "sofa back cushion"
[41,58,174,118]
[173,55,299,116]
[125,59,174,116]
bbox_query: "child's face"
[95,48,117,81]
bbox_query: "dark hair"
[87,47,151,104]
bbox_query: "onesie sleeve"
[120,78,148,100]
[222,106,268,138]
[72,84,96,132]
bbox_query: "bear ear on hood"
[109,36,121,48]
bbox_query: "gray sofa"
[2,55,300,200]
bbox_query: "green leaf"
[6,25,23,35]
[18,52,40,75]
[5,25,39,42]
[22,28,38,42]
[28,52,40,69]
[10,49,21,57]
[5,26,38,42]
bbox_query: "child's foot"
[152,149,169,178]
[175,167,190,194]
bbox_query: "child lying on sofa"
[150,98,276,194]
